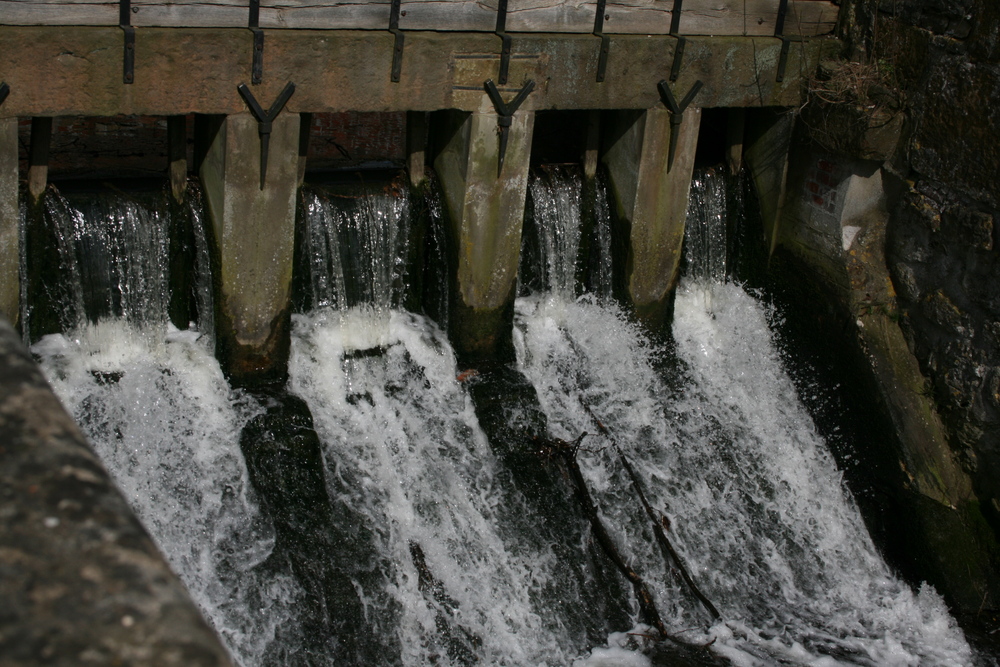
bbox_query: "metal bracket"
[484,78,534,176]
[495,0,512,85]
[773,0,806,82]
[593,0,610,83]
[120,0,135,84]
[657,79,702,171]
[389,0,404,82]
[237,81,296,189]
[669,0,685,82]
[249,0,264,84]
[0,82,9,107]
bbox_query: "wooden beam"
[0,27,840,116]
[0,0,838,36]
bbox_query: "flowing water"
[27,170,974,666]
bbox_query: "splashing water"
[33,322,302,667]
[29,170,974,666]
[522,166,614,300]
[299,185,410,314]
[514,168,972,665]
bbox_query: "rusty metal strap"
[120,0,134,84]
[249,0,264,84]
[669,0,685,82]
[495,0,512,85]
[593,0,611,82]
[389,0,404,82]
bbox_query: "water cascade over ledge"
[26,170,975,666]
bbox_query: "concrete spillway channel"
[0,0,848,662]
[0,0,839,379]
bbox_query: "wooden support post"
[584,109,600,180]
[198,111,300,387]
[297,112,311,187]
[0,116,17,326]
[744,108,793,259]
[167,115,187,203]
[28,117,52,204]
[431,101,534,368]
[407,111,428,188]
[602,106,701,330]
[726,107,745,176]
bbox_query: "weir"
[3,0,1000,664]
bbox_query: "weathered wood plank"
[0,27,840,115]
[1,0,837,36]
[398,0,837,35]
[2,0,117,26]
[132,0,393,29]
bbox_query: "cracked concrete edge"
[0,316,234,667]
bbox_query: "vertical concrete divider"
[602,106,701,330]
[167,116,187,204]
[0,117,17,327]
[198,111,300,387]
[431,98,534,368]
[27,117,51,204]
[407,111,428,188]
[744,108,794,258]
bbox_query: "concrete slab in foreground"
[0,317,233,667]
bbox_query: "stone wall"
[774,0,1000,619]
[878,0,1000,541]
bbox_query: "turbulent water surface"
[28,171,975,666]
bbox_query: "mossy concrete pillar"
[602,106,701,330]
[432,101,534,368]
[199,111,300,387]
[744,108,793,257]
[777,146,999,610]
[0,117,17,327]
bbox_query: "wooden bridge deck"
[2,0,837,36]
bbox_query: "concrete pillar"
[28,117,52,204]
[0,117,17,326]
[744,109,793,258]
[431,100,534,368]
[198,111,300,387]
[406,111,428,188]
[602,106,701,329]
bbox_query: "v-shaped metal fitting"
[237,81,296,189]
[484,79,535,177]
[657,79,702,172]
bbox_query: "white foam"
[514,285,972,666]
[34,320,299,667]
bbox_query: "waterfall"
[683,168,729,283]
[29,170,974,666]
[514,168,972,665]
[22,183,213,344]
[298,183,409,315]
[521,165,613,299]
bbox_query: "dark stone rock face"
[875,0,1000,566]
[0,317,233,667]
